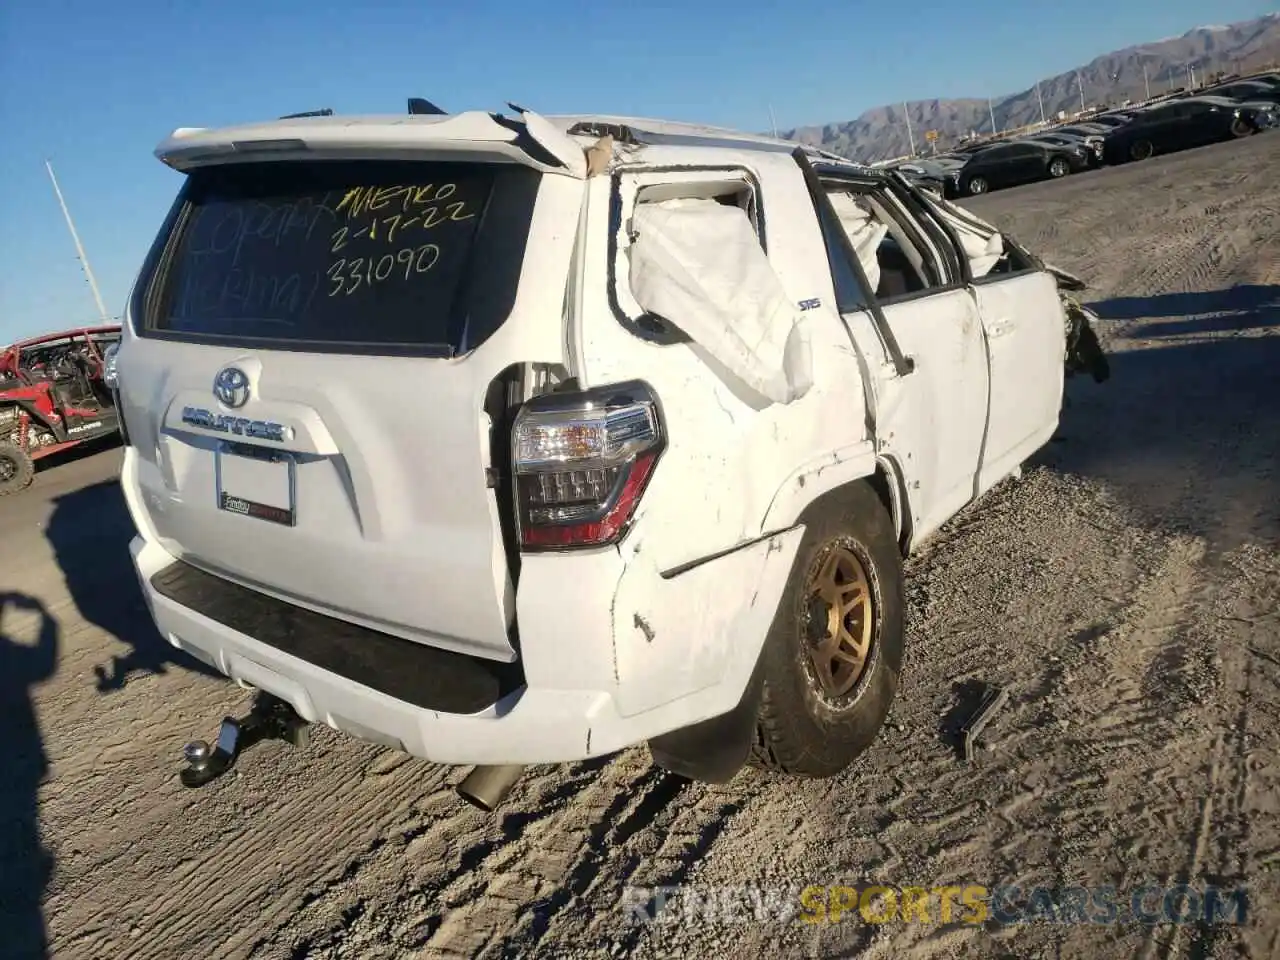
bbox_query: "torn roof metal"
[549,115,859,164]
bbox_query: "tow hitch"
[180,692,310,787]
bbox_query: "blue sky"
[0,0,1272,343]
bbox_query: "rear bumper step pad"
[150,561,523,714]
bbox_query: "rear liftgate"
[158,100,596,800]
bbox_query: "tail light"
[512,380,664,550]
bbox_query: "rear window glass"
[144,159,541,355]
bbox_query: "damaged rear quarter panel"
[609,526,805,719]
[576,157,872,577]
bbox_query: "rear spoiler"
[155,106,592,179]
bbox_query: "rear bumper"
[130,524,803,765]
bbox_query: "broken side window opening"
[810,189,875,316]
[918,194,1040,281]
[607,169,763,344]
[888,182,967,286]
[824,187,954,304]
[623,183,813,407]
[873,193,943,287]
[634,178,760,228]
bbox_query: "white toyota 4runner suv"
[113,103,1107,808]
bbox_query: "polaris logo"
[181,406,291,442]
[66,421,108,436]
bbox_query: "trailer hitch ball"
[183,739,212,773]
[178,694,309,788]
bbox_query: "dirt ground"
[1,132,1277,960]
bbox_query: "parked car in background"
[955,139,1091,195]
[1054,122,1120,140]
[1203,79,1280,106]
[1103,96,1277,164]
[888,156,965,194]
[952,138,1008,156]
[1023,131,1104,165]
[1079,113,1133,130]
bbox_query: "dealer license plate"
[215,443,296,526]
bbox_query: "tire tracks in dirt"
[1133,545,1278,960]
[419,757,675,958]
[243,755,630,959]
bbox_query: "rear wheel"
[1048,157,1071,178]
[0,441,35,495]
[965,175,989,196]
[1129,139,1154,161]
[750,482,905,778]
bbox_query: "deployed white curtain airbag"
[926,196,1006,279]
[627,199,813,406]
[826,191,887,291]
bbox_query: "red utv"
[0,325,122,494]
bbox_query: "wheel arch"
[650,463,910,784]
[772,453,912,556]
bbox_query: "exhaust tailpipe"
[456,764,526,811]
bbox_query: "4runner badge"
[181,407,291,443]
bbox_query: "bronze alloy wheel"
[802,540,876,702]
[749,482,905,779]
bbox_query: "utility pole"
[1036,82,1046,124]
[988,98,997,134]
[902,102,916,155]
[768,103,779,138]
[45,159,109,325]
[1076,72,1086,112]
[1143,63,1151,99]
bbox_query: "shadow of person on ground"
[1039,300,1280,552]
[0,593,59,960]
[1089,283,1278,327]
[44,479,220,692]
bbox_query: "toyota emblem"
[213,367,251,408]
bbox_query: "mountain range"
[778,14,1280,162]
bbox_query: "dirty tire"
[965,176,989,196]
[0,441,35,495]
[1129,139,1154,161]
[1048,157,1070,178]
[750,482,905,778]
[1230,117,1254,138]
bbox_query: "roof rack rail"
[564,119,859,166]
[408,98,447,115]
[280,108,334,119]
